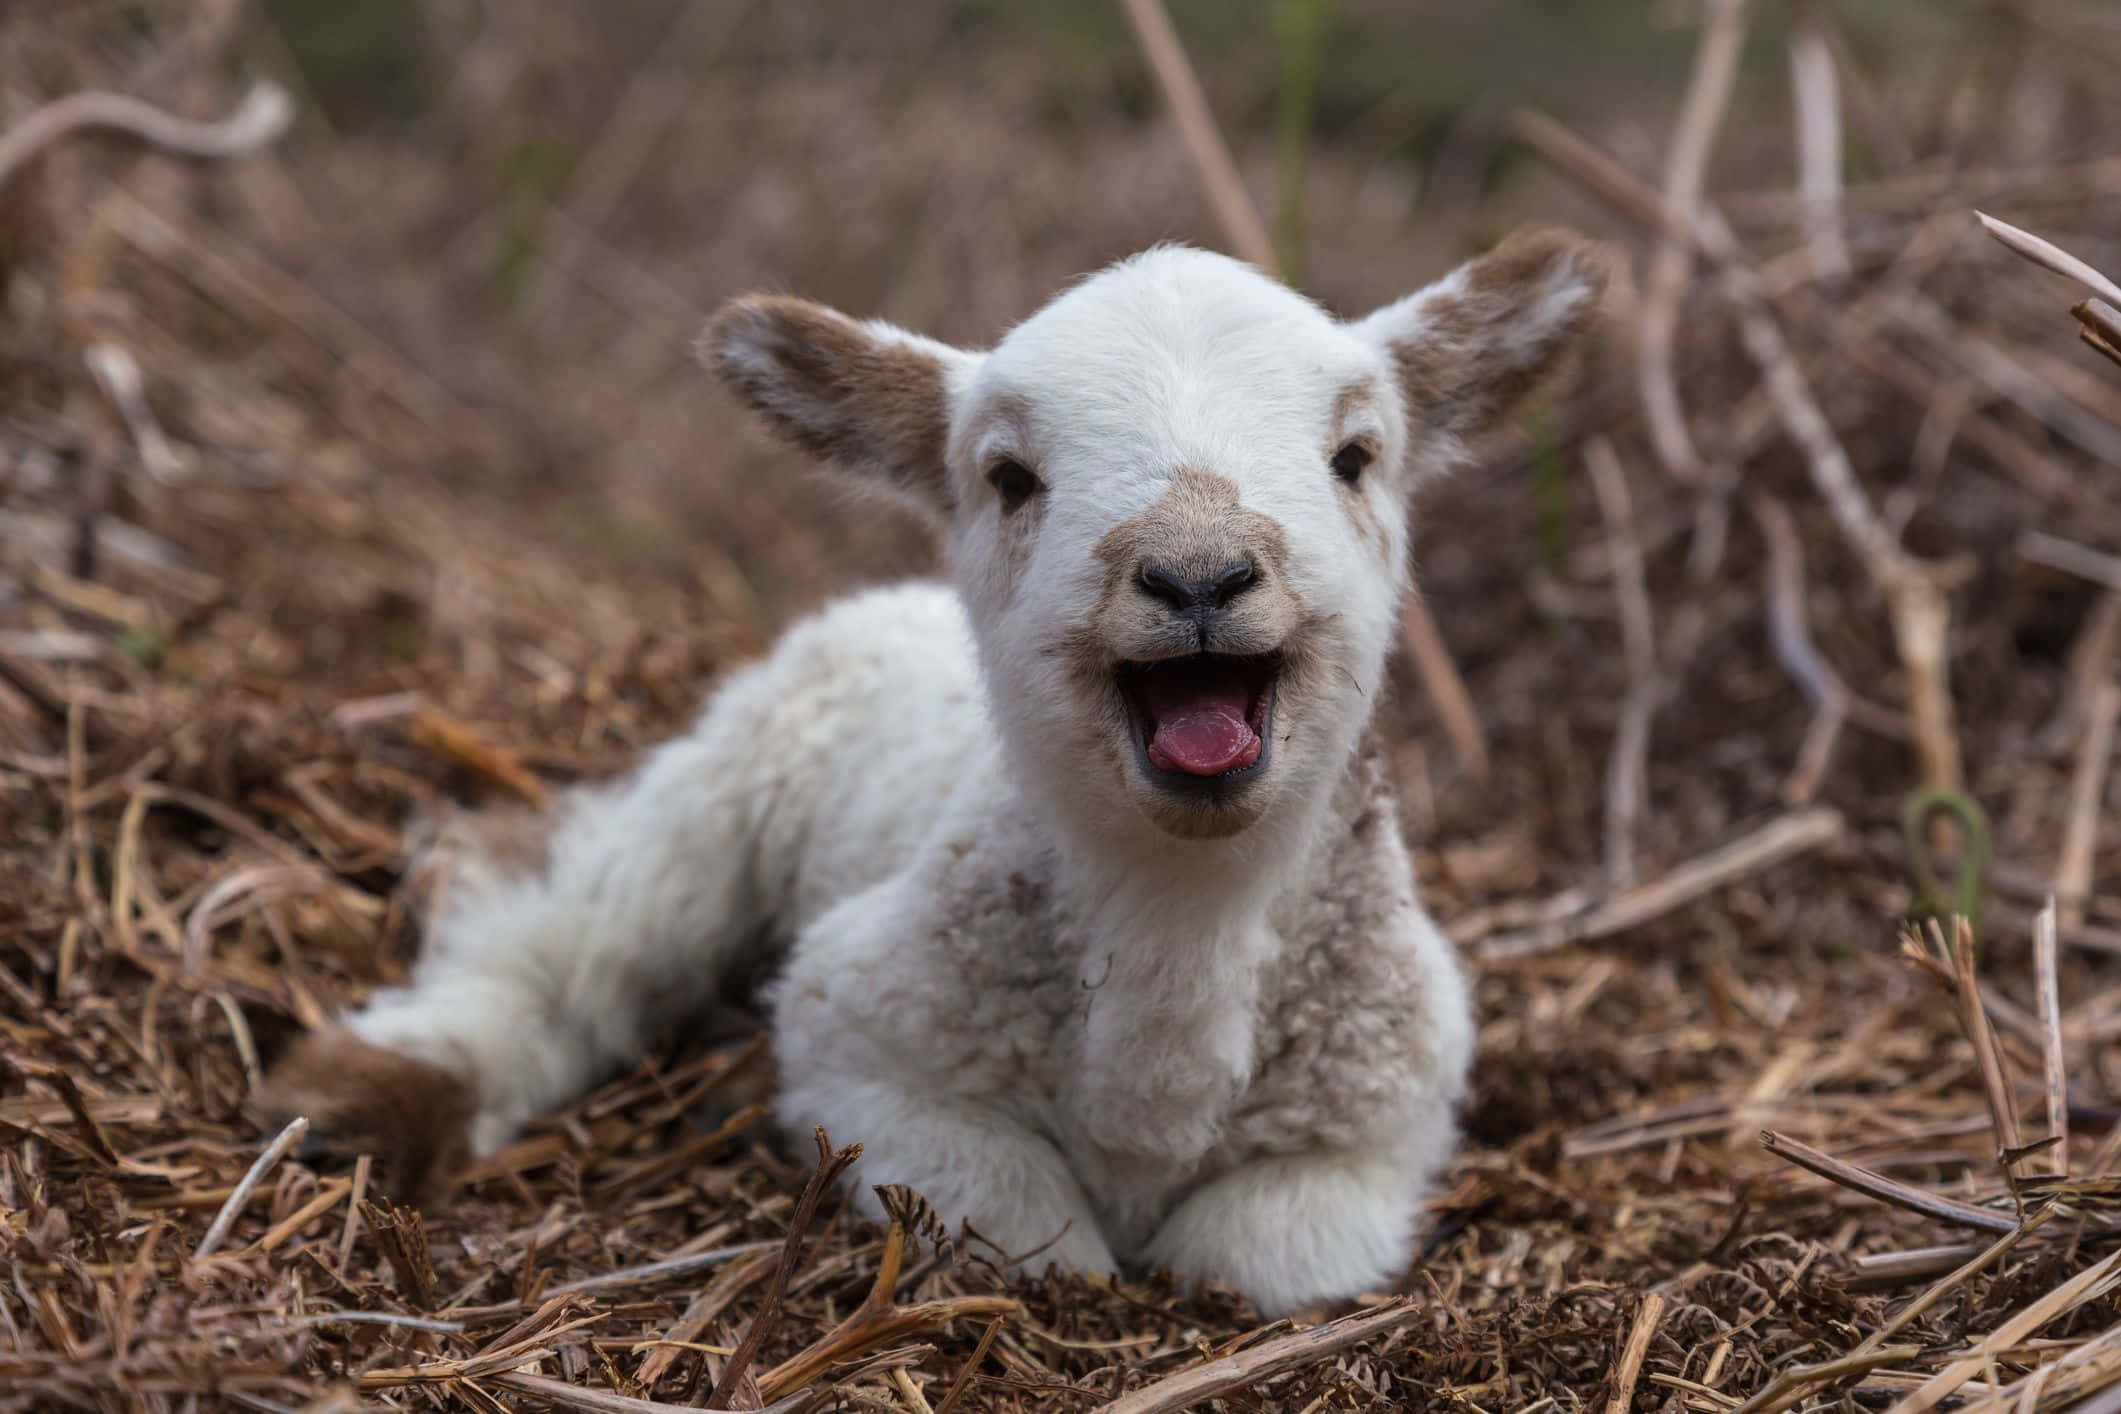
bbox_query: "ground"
[4,3,2121,1410]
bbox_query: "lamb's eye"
[1331,442,1373,484]
[988,459,1042,513]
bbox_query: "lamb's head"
[706,230,1607,842]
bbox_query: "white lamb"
[263,229,1608,1316]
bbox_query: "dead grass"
[5,2,2121,1409]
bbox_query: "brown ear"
[702,295,976,518]
[1353,227,1611,447]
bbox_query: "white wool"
[332,235,1601,1316]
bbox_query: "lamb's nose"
[1137,559,1259,614]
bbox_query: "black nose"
[1137,560,1259,614]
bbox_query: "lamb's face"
[707,231,1607,842]
[941,258,1416,840]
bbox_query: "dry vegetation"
[5,1,2121,1409]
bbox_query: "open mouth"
[1116,653,1281,783]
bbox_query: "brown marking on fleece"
[1090,466,1293,621]
[441,803,552,879]
[407,800,555,917]
[1390,226,1612,442]
[1329,381,1379,432]
[257,1028,474,1203]
[705,295,953,513]
[977,393,1048,589]
[1053,465,1300,722]
[1325,381,1389,554]
[1228,729,1446,1159]
[1046,467,1326,839]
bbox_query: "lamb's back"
[738,580,991,932]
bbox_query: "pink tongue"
[1143,677,1261,776]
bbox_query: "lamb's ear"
[702,295,978,517]
[1352,227,1611,449]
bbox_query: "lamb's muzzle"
[260,227,1609,1318]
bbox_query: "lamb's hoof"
[256,1028,475,1204]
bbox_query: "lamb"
[261,228,1608,1317]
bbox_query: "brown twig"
[409,706,551,809]
[17,1062,121,1168]
[0,80,291,191]
[84,345,185,486]
[1750,495,1848,803]
[360,1197,440,1311]
[334,1153,368,1276]
[1638,0,1751,484]
[1399,598,1491,784]
[2077,299,2121,371]
[752,1214,1018,1402]
[545,1239,783,1301]
[2036,589,2121,755]
[1727,1345,1922,1414]
[360,1315,599,1388]
[1787,0,1852,284]
[1760,1130,2017,1235]
[2059,680,2119,931]
[1884,1250,2121,1412]
[1977,211,2121,307]
[1586,439,1656,888]
[1606,1291,1665,1414]
[193,1116,307,1260]
[1951,918,2022,1162]
[890,1368,935,1414]
[2019,529,2121,593]
[1901,918,2023,1165]
[1847,1242,1992,1289]
[1093,1299,1420,1414]
[1888,293,2121,467]
[1114,0,1274,272]
[1851,1208,2054,1357]
[251,1176,352,1254]
[1977,212,2121,374]
[705,1129,860,1409]
[487,1371,823,1414]
[633,1248,777,1389]
[1472,807,1844,961]
[2033,900,2068,1177]
[931,1316,1003,1414]
[1725,255,1961,792]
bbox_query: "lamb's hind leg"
[263,667,786,1196]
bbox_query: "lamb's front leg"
[781,1075,1119,1279]
[1140,1149,1438,1317]
[772,872,1119,1281]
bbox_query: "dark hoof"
[257,1028,475,1203]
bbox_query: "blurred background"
[6,1,2062,807]
[11,0,2113,877]
[3,1,1981,630]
